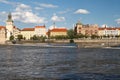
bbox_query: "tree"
[32,35,39,40]
[54,35,67,40]
[39,36,46,42]
[67,29,75,39]
[17,34,23,41]
[23,37,26,40]
[77,33,84,39]
[9,35,14,41]
[91,35,99,39]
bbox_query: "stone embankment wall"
[55,39,120,48]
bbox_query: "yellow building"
[0,26,6,44]
[21,28,35,40]
[48,28,67,37]
[98,28,105,36]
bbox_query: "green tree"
[54,35,67,40]
[17,34,23,41]
[67,29,75,39]
[32,35,39,40]
[91,35,99,39]
[77,33,84,39]
[39,36,46,42]
[84,34,89,38]
[9,35,14,41]
[23,37,26,40]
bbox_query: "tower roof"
[7,12,13,22]
[76,21,82,25]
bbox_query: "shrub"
[70,39,74,43]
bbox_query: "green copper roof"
[6,12,13,22]
[7,19,13,22]
[76,21,82,25]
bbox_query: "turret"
[7,12,13,22]
[6,12,14,40]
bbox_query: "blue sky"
[0,0,120,29]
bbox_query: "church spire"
[7,12,13,22]
[8,12,12,20]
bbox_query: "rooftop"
[21,28,34,31]
[50,28,67,32]
[99,27,120,30]
[35,26,45,28]
[0,26,5,30]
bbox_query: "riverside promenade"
[55,39,120,48]
[2,39,120,48]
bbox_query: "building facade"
[6,13,20,40]
[48,28,67,37]
[34,25,46,37]
[0,26,6,44]
[98,27,120,37]
[74,21,99,36]
[21,28,35,40]
[21,25,47,40]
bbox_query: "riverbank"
[55,39,120,48]
[1,39,120,48]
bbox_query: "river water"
[0,45,120,80]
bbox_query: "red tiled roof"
[99,27,120,30]
[0,26,5,30]
[22,28,34,31]
[50,28,67,32]
[35,26,45,28]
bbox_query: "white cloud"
[74,9,90,14]
[0,0,9,4]
[0,0,19,6]
[15,4,32,12]
[101,24,108,27]
[34,7,43,10]
[51,14,65,22]
[58,9,71,14]
[12,3,46,24]
[40,3,58,8]
[49,25,57,30]
[0,1,47,24]
[115,18,120,24]
[0,11,7,22]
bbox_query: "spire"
[7,12,13,22]
[8,12,12,20]
[76,20,82,25]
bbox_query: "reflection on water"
[0,45,120,80]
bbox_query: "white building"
[21,28,35,40]
[99,27,120,36]
[34,25,46,37]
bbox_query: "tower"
[6,12,14,40]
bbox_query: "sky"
[0,0,120,29]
